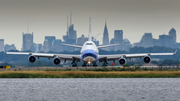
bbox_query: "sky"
[0,0,180,50]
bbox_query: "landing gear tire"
[82,64,87,67]
[72,64,77,67]
[102,64,107,66]
[93,65,97,67]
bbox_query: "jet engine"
[143,56,151,63]
[53,57,61,65]
[28,55,36,63]
[119,58,126,65]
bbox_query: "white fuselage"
[80,41,99,64]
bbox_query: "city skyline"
[0,0,180,50]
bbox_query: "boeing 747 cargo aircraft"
[7,18,177,67]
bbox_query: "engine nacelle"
[143,56,151,63]
[28,55,36,63]
[119,58,127,65]
[53,57,61,65]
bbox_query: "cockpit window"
[86,43,93,45]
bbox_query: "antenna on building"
[70,11,72,25]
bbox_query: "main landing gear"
[102,58,108,66]
[92,62,97,67]
[93,64,97,67]
[71,57,77,67]
[72,64,77,67]
[82,62,87,67]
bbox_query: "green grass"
[1,67,180,78]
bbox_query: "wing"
[99,50,177,60]
[97,44,119,49]
[6,52,80,61]
[61,43,82,48]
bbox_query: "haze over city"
[0,0,180,50]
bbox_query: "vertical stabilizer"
[88,17,92,41]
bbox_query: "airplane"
[6,18,177,67]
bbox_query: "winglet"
[174,49,177,54]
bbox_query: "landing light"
[88,61,91,64]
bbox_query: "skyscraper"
[77,35,88,46]
[42,39,49,52]
[37,44,42,52]
[52,39,64,52]
[45,36,56,50]
[63,13,77,52]
[159,34,173,47]
[103,22,109,45]
[169,28,176,43]
[114,30,123,51]
[0,39,4,52]
[22,32,34,51]
[102,22,109,51]
[4,44,16,52]
[134,33,153,47]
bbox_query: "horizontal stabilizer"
[97,44,119,49]
[61,43,82,48]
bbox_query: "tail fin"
[88,17,92,41]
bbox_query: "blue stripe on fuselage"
[80,49,99,61]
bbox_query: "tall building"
[37,44,42,52]
[153,39,161,46]
[102,22,109,45]
[77,35,88,46]
[169,28,176,43]
[42,39,49,52]
[63,14,77,52]
[134,33,153,47]
[133,28,179,49]
[4,44,16,52]
[123,38,132,51]
[0,39,4,52]
[114,30,123,51]
[102,22,110,51]
[63,24,77,44]
[22,32,34,51]
[159,34,173,47]
[52,39,64,52]
[110,38,115,51]
[45,36,56,50]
